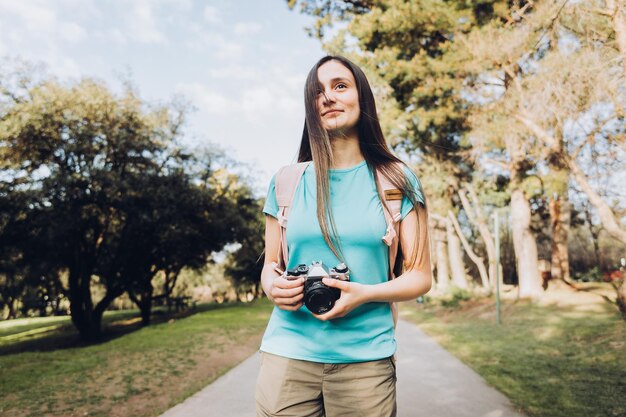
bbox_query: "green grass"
[400,286,626,417]
[0,299,273,417]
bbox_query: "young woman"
[255,55,432,417]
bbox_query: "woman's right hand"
[270,276,305,311]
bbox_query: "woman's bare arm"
[362,204,433,302]
[312,204,433,320]
[260,214,305,311]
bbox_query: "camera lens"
[305,287,335,314]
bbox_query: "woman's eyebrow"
[330,77,351,84]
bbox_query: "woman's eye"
[336,83,347,90]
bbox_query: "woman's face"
[316,60,360,135]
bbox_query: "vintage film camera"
[285,261,350,314]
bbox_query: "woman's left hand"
[311,278,370,321]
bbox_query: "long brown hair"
[298,55,427,274]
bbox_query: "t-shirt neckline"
[328,159,367,173]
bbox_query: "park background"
[0,0,624,416]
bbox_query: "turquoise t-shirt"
[261,160,424,363]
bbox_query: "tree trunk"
[128,286,153,326]
[431,217,450,291]
[448,210,490,290]
[510,188,543,298]
[568,158,626,244]
[584,204,603,268]
[5,298,17,320]
[617,279,626,321]
[458,186,497,289]
[69,263,99,341]
[446,217,468,289]
[549,194,571,282]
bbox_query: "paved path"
[160,319,526,417]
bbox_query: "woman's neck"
[329,131,364,169]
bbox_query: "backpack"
[269,161,405,326]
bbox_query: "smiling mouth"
[323,110,342,116]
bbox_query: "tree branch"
[515,111,626,244]
[447,210,490,288]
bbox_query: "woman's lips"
[323,110,342,116]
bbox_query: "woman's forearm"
[362,269,432,303]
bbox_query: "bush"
[439,286,473,308]
[572,266,603,283]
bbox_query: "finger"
[312,305,338,321]
[322,278,349,290]
[275,276,305,289]
[277,301,303,311]
[275,293,304,306]
[271,286,304,299]
[312,311,333,321]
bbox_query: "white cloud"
[53,56,82,78]
[0,1,88,48]
[240,86,299,120]
[102,28,127,45]
[186,26,244,60]
[234,22,262,36]
[60,22,87,43]
[175,80,299,122]
[207,65,256,80]
[211,36,244,60]
[0,1,57,32]
[126,0,167,44]
[176,83,237,115]
[203,5,220,24]
[159,0,193,10]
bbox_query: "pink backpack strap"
[274,162,311,271]
[375,165,403,279]
[375,164,405,327]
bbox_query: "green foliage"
[571,266,603,283]
[287,0,625,294]
[0,62,262,338]
[222,198,265,294]
[438,286,474,308]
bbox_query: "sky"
[0,0,326,196]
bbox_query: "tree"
[286,0,519,292]
[223,197,265,299]
[0,64,258,339]
[288,0,625,299]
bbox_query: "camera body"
[285,261,350,314]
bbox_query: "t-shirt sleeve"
[262,173,279,219]
[400,167,425,221]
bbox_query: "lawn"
[0,299,274,417]
[399,283,626,417]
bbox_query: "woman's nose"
[321,90,336,104]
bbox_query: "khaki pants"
[255,351,397,417]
